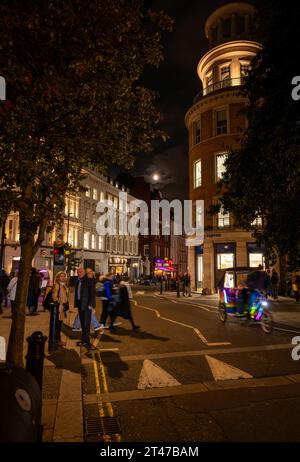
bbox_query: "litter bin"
[0,362,42,442]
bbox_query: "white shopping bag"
[0,336,6,361]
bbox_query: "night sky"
[128,0,234,200]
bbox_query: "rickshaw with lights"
[218,267,273,334]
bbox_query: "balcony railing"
[193,77,246,103]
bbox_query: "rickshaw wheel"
[261,310,273,334]
[219,303,227,323]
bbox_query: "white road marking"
[0,336,6,361]
[206,355,253,381]
[273,326,300,334]
[133,300,231,347]
[119,343,292,362]
[138,359,181,390]
[135,291,145,295]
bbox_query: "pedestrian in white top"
[7,273,18,315]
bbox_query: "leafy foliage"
[0,0,172,364]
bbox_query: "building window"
[215,109,228,135]
[8,219,13,240]
[220,65,231,81]
[206,72,213,89]
[218,207,230,228]
[252,216,263,227]
[240,63,250,78]
[100,191,105,202]
[85,186,91,198]
[84,232,90,249]
[249,253,264,268]
[91,234,95,249]
[85,208,90,222]
[193,119,201,145]
[144,245,150,257]
[216,153,228,181]
[194,160,202,188]
[98,236,104,251]
[113,197,118,209]
[217,253,234,270]
[93,189,97,201]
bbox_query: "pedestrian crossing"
[98,347,298,393]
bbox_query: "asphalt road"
[87,288,300,442]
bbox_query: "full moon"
[153,174,160,181]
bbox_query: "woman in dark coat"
[114,277,140,331]
[27,268,41,314]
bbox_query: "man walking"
[74,267,95,349]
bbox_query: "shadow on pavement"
[96,351,129,379]
[46,347,81,374]
[105,326,170,342]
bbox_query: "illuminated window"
[194,160,202,188]
[217,253,234,270]
[252,216,263,227]
[98,236,104,250]
[84,232,90,249]
[218,208,230,228]
[249,253,264,268]
[85,186,91,198]
[100,191,105,202]
[216,153,228,181]
[215,109,227,135]
[93,189,97,201]
[113,197,118,209]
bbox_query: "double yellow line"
[92,350,121,442]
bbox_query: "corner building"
[185,2,262,293]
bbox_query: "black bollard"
[26,331,47,390]
[177,281,180,298]
[48,301,59,352]
[160,279,163,295]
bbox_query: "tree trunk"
[6,235,34,366]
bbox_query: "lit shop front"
[109,257,128,275]
[154,258,176,277]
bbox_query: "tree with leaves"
[0,0,172,365]
[216,0,300,274]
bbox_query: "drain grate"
[85,416,121,439]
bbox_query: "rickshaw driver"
[236,277,248,315]
[246,265,270,312]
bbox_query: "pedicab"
[218,267,273,334]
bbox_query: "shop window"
[249,253,264,268]
[217,253,234,270]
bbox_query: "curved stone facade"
[186,3,264,293]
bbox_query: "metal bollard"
[177,281,180,298]
[26,331,47,390]
[48,301,59,352]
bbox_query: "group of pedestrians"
[178,272,192,297]
[71,268,139,349]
